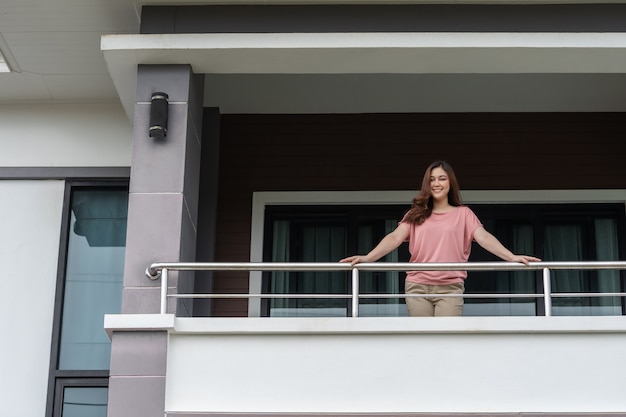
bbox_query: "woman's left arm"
[473,227,541,265]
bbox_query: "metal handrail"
[145,261,626,317]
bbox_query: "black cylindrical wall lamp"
[148,92,169,138]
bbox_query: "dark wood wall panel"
[208,112,626,316]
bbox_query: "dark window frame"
[263,204,410,261]
[46,180,129,417]
[52,378,109,417]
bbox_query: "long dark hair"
[404,160,463,224]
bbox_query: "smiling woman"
[340,160,541,317]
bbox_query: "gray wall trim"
[0,166,130,180]
[141,4,626,34]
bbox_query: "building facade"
[2,2,626,417]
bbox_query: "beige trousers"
[404,281,465,317]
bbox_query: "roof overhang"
[102,32,626,118]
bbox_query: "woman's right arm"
[340,222,410,265]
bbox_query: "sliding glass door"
[264,203,625,317]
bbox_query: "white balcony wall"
[150,316,626,414]
[0,102,131,167]
[0,180,65,417]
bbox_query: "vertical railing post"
[352,267,359,317]
[542,267,552,317]
[161,268,168,315]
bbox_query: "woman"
[340,160,540,317]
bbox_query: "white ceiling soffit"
[0,35,14,73]
[0,58,9,73]
[101,32,626,118]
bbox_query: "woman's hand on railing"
[509,255,542,265]
[340,255,372,266]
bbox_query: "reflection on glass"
[58,190,127,370]
[62,387,107,417]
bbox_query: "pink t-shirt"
[401,206,483,285]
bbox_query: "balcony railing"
[146,261,626,317]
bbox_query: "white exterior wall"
[0,101,131,416]
[0,102,132,167]
[159,316,626,414]
[103,315,626,415]
[0,180,65,417]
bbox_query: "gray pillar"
[108,64,204,417]
[122,64,204,315]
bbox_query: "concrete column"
[122,64,204,315]
[107,64,204,417]
[107,332,168,417]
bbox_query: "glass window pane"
[593,218,622,315]
[269,221,347,317]
[359,219,406,317]
[545,224,587,315]
[62,387,107,417]
[465,223,536,316]
[265,208,409,317]
[545,220,622,316]
[58,189,127,370]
